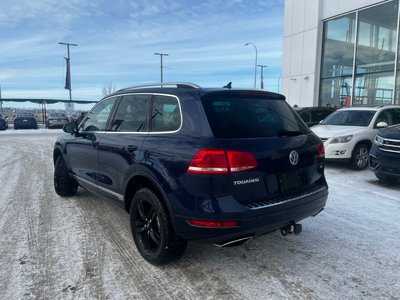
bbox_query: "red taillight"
[317,141,325,158]
[227,151,258,173]
[187,149,257,174]
[187,219,238,228]
[187,150,229,174]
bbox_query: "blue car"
[53,83,328,264]
[369,124,400,183]
[14,112,37,129]
[0,113,8,130]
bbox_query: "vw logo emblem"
[289,150,299,166]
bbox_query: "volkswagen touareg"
[53,83,328,264]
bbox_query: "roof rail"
[121,82,201,91]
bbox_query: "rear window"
[17,113,34,117]
[51,113,67,118]
[201,95,309,138]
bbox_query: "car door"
[66,97,118,192]
[96,94,151,200]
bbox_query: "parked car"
[369,124,400,183]
[294,106,336,127]
[53,83,328,265]
[312,106,400,170]
[0,113,8,130]
[47,113,69,129]
[14,112,37,129]
[70,111,88,125]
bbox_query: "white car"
[311,105,400,170]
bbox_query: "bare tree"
[102,82,116,97]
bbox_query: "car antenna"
[223,82,232,89]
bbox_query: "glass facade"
[320,0,399,107]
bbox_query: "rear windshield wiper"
[278,130,305,137]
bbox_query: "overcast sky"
[0,0,284,108]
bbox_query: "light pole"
[59,42,78,101]
[245,43,258,88]
[257,64,267,89]
[154,52,169,83]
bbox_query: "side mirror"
[63,121,78,134]
[376,121,388,129]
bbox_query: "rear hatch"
[199,91,326,206]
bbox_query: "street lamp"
[154,52,169,83]
[59,42,78,101]
[245,43,258,88]
[257,64,267,89]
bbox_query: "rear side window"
[151,95,181,132]
[201,95,309,138]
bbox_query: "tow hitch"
[280,223,302,236]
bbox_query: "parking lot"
[0,130,399,300]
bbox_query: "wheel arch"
[124,173,175,226]
[352,139,372,154]
[53,147,63,166]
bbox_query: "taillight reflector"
[187,149,257,174]
[187,219,238,228]
[317,141,325,158]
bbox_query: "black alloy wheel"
[130,188,186,265]
[54,156,78,197]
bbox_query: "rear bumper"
[173,186,328,244]
[14,122,37,129]
[47,120,68,128]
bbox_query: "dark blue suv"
[369,124,400,183]
[53,83,328,264]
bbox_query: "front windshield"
[321,110,375,127]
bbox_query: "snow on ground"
[0,131,399,299]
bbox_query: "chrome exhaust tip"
[214,236,253,248]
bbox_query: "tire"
[130,188,187,265]
[54,156,78,197]
[351,144,369,170]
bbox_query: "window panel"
[80,97,116,132]
[111,95,150,132]
[151,95,181,132]
[356,1,397,74]
[321,13,356,79]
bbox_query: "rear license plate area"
[278,171,301,193]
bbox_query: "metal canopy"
[0,98,98,104]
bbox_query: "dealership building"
[282,0,400,108]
